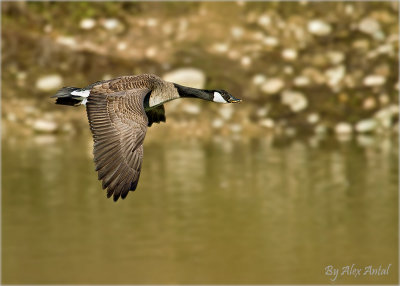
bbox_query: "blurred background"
[2,1,398,284]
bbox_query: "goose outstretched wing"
[86,88,149,201]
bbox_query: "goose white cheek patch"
[71,89,90,98]
[213,92,227,103]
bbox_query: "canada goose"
[52,74,241,201]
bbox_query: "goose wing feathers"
[86,88,149,201]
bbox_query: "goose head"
[212,90,241,104]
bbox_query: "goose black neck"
[174,83,213,101]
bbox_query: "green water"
[2,133,398,284]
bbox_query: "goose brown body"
[53,74,241,201]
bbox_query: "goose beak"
[228,96,242,103]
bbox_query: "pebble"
[240,56,252,67]
[325,65,346,88]
[281,49,298,61]
[252,74,267,86]
[281,90,308,112]
[335,122,353,134]
[355,119,377,133]
[182,103,201,115]
[102,18,120,30]
[257,14,271,27]
[219,105,234,120]
[7,113,17,122]
[212,43,229,53]
[163,68,206,89]
[294,76,311,87]
[212,118,224,129]
[379,94,390,105]
[307,113,320,124]
[230,124,242,133]
[56,36,77,48]
[36,74,63,91]
[327,51,345,64]
[80,18,96,30]
[33,119,58,133]
[261,78,284,94]
[231,26,244,39]
[117,42,127,51]
[363,75,386,86]
[256,107,268,117]
[315,124,327,135]
[263,37,279,47]
[363,97,376,110]
[259,118,274,128]
[308,20,332,36]
[359,18,381,36]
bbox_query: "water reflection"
[2,133,398,284]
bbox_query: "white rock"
[308,20,332,36]
[182,103,201,115]
[230,124,242,133]
[231,26,244,39]
[261,78,284,94]
[56,36,77,48]
[36,74,63,91]
[103,18,120,30]
[163,68,206,89]
[117,42,127,51]
[294,76,310,87]
[263,37,279,47]
[325,65,346,87]
[240,56,251,67]
[33,119,58,133]
[363,75,386,86]
[252,74,267,86]
[285,127,297,137]
[80,18,96,30]
[212,43,229,53]
[355,119,377,133]
[315,124,327,135]
[284,66,294,75]
[281,49,298,61]
[7,113,16,122]
[281,90,308,112]
[212,118,224,129]
[374,105,398,129]
[363,97,376,110]
[327,51,345,64]
[258,15,271,27]
[379,94,390,105]
[145,47,157,58]
[219,105,234,120]
[359,18,381,35]
[335,122,353,134]
[259,118,275,128]
[146,18,158,27]
[256,107,268,117]
[307,113,320,124]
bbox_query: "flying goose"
[52,74,241,201]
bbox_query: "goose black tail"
[51,87,81,106]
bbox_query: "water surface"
[2,133,398,284]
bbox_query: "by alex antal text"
[325,264,391,281]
